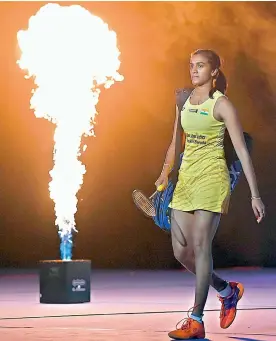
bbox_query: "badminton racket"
[132,185,165,218]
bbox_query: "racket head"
[132,189,156,218]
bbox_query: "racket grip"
[148,184,166,200]
[157,184,165,191]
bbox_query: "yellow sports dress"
[170,90,231,214]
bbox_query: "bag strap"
[171,88,193,185]
[176,88,193,114]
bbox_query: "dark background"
[0,2,275,269]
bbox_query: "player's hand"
[252,198,265,223]
[155,173,168,191]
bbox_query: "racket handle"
[149,185,165,199]
[149,191,158,200]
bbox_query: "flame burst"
[17,3,123,260]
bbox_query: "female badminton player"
[155,49,265,340]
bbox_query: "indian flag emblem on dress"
[200,109,209,115]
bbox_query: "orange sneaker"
[168,314,205,340]
[219,281,244,329]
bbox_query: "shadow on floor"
[228,337,266,341]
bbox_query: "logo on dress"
[200,109,209,115]
[189,108,198,113]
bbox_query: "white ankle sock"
[219,283,232,298]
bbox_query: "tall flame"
[17,3,123,260]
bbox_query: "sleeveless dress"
[169,90,231,214]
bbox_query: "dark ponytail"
[210,69,227,98]
[192,49,228,98]
[215,70,227,94]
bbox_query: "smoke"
[115,2,276,139]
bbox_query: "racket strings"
[132,190,156,217]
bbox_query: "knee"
[172,244,183,263]
[193,237,212,256]
[173,245,194,266]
